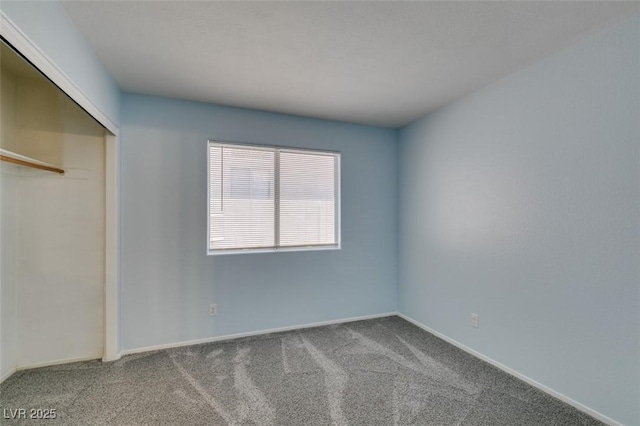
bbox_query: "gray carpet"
[0,316,602,425]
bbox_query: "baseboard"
[16,354,102,371]
[121,312,397,356]
[1,367,16,384]
[102,353,122,363]
[396,313,622,426]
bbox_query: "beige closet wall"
[1,46,20,379]
[0,160,18,379]
[1,44,106,371]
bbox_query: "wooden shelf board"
[0,148,64,174]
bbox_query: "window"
[208,141,340,254]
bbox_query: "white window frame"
[207,140,341,255]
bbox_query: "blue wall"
[398,14,640,425]
[120,93,398,351]
[1,0,120,125]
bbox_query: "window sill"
[207,245,341,256]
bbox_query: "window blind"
[208,142,340,253]
[209,145,275,250]
[279,151,336,247]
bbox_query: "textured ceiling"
[61,1,639,128]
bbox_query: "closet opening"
[1,39,113,376]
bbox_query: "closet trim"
[0,11,118,135]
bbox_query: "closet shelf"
[0,148,64,174]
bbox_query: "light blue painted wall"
[398,14,640,426]
[1,0,120,125]
[120,93,398,351]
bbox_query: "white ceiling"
[61,1,639,128]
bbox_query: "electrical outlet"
[209,304,217,316]
[471,313,479,328]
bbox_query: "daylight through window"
[208,142,340,254]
